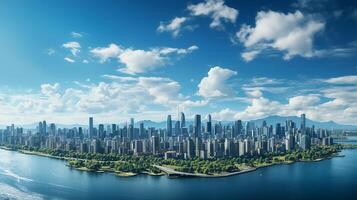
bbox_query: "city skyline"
[0,0,357,125]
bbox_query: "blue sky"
[0,0,356,125]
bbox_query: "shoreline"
[0,146,347,178]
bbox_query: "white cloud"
[91,43,198,74]
[198,66,237,98]
[241,50,260,62]
[64,57,75,63]
[237,10,324,61]
[324,75,357,84]
[157,17,187,37]
[70,32,83,38]
[0,75,209,124]
[41,83,60,96]
[62,41,81,56]
[188,0,238,28]
[90,43,123,63]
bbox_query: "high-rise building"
[301,114,306,132]
[49,123,56,136]
[139,123,145,138]
[180,112,186,128]
[194,114,201,138]
[130,118,134,127]
[152,135,159,155]
[42,121,47,135]
[98,124,105,139]
[166,115,172,137]
[234,120,243,137]
[89,117,94,138]
[206,114,212,135]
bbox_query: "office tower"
[166,115,172,137]
[244,122,250,136]
[195,137,202,157]
[98,124,104,139]
[112,124,117,136]
[239,140,245,156]
[285,134,295,151]
[152,135,159,155]
[180,112,186,128]
[234,120,243,137]
[130,118,134,127]
[49,123,56,136]
[42,121,47,135]
[300,134,310,150]
[174,120,181,136]
[206,114,212,135]
[187,138,195,158]
[194,114,201,138]
[38,121,43,135]
[128,124,134,141]
[275,123,282,138]
[89,117,94,138]
[139,123,145,138]
[301,114,306,132]
[268,137,275,152]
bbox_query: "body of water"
[1,138,357,200]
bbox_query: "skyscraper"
[194,114,201,138]
[206,114,212,135]
[139,123,145,138]
[166,115,172,137]
[301,114,306,132]
[234,120,243,137]
[130,118,134,127]
[89,117,94,138]
[180,112,185,128]
[42,120,47,136]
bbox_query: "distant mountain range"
[1,115,356,130]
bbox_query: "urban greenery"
[1,144,345,176]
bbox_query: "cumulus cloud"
[213,81,357,125]
[157,17,188,37]
[62,41,81,56]
[188,0,238,28]
[91,44,198,74]
[241,50,260,62]
[236,10,325,61]
[90,43,123,63]
[0,75,209,124]
[198,66,237,98]
[324,75,357,84]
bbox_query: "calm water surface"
[1,137,357,200]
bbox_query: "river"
[1,137,357,200]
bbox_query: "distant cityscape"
[0,113,335,159]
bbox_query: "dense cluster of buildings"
[0,113,334,159]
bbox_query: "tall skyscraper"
[130,118,134,127]
[301,114,306,132]
[42,120,47,136]
[89,117,94,138]
[234,120,243,137]
[139,123,145,138]
[194,114,201,138]
[206,114,212,135]
[98,124,105,139]
[166,115,172,137]
[180,112,185,128]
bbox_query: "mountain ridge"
[1,115,356,130]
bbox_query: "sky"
[0,0,357,125]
